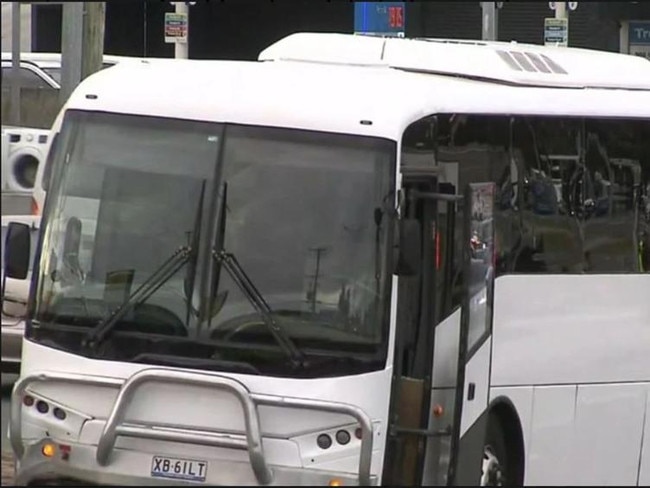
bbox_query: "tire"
[480,414,509,486]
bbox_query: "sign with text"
[629,21,650,46]
[544,17,568,47]
[354,2,405,37]
[629,21,650,60]
[164,12,188,44]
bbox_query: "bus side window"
[437,114,512,307]
[582,119,646,272]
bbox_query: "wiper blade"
[212,248,306,369]
[83,180,207,353]
[184,180,207,324]
[82,246,192,352]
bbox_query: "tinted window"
[582,119,648,272]
[1,66,53,89]
[433,114,649,283]
[42,67,61,84]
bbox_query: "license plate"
[151,455,208,482]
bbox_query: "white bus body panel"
[492,274,650,386]
[488,274,650,485]
[432,273,650,485]
[490,383,650,486]
[459,340,492,437]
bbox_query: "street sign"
[544,17,568,47]
[629,21,650,46]
[629,21,650,60]
[164,12,188,44]
[354,2,405,37]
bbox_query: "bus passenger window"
[582,119,646,272]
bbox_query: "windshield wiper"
[82,245,192,352]
[83,181,207,353]
[212,248,306,369]
[184,181,206,324]
[208,182,305,369]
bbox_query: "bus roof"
[259,32,650,91]
[64,41,650,141]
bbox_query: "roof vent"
[497,49,568,75]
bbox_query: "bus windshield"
[28,111,396,378]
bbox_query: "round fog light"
[335,429,351,445]
[53,407,67,420]
[23,395,35,407]
[36,400,49,414]
[317,434,332,450]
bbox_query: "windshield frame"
[25,111,398,378]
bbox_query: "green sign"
[544,18,568,47]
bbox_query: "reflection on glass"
[208,126,394,350]
[28,111,396,377]
[34,111,220,334]
[466,182,496,349]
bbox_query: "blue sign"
[354,2,405,37]
[629,21,650,46]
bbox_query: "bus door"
[446,182,497,486]
[384,159,466,486]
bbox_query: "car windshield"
[28,111,396,378]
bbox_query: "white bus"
[3,33,650,486]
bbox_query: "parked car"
[0,56,58,90]
[1,52,133,90]
[1,214,40,373]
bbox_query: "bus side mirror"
[4,222,31,280]
[393,218,421,276]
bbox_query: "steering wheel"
[211,314,266,342]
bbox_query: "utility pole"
[60,2,106,104]
[174,1,189,59]
[307,246,329,313]
[10,2,21,126]
[481,2,499,41]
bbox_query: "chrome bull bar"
[11,369,375,485]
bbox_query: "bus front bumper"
[15,438,375,486]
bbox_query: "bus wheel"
[480,416,508,486]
